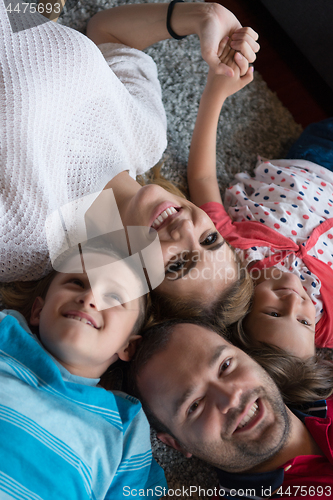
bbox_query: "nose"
[210,382,243,414]
[75,288,96,308]
[169,218,196,243]
[279,290,302,313]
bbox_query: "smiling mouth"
[236,401,259,430]
[151,207,179,230]
[65,314,98,329]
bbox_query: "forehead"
[138,324,259,424]
[159,244,238,299]
[54,251,143,286]
[139,325,232,398]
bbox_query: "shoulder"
[0,309,31,333]
[112,390,147,429]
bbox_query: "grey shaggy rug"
[59,1,304,498]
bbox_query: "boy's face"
[245,271,316,358]
[30,255,143,378]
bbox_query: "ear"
[157,432,192,458]
[30,297,45,326]
[117,335,142,362]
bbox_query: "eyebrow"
[172,344,227,419]
[172,241,225,281]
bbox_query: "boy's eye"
[104,293,122,304]
[298,319,311,326]
[69,278,84,287]
[201,232,218,246]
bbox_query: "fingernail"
[235,52,243,60]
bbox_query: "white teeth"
[237,402,258,429]
[66,315,95,328]
[152,207,177,229]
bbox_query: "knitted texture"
[0,2,167,281]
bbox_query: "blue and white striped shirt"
[0,310,167,499]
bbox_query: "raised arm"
[187,31,255,207]
[87,2,259,76]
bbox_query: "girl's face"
[244,271,316,358]
[30,254,143,378]
[119,184,238,302]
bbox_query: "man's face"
[137,324,290,473]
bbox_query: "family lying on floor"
[1,0,333,498]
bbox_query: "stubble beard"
[186,381,291,474]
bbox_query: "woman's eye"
[201,232,218,246]
[220,358,232,373]
[166,259,186,274]
[188,401,200,415]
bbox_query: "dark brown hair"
[228,318,333,404]
[149,265,253,333]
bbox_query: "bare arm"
[87,2,259,76]
[188,32,254,207]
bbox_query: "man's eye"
[298,319,311,326]
[201,232,218,246]
[220,358,232,373]
[269,312,281,317]
[188,401,200,415]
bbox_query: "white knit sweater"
[0,2,167,281]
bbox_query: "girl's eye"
[201,232,218,246]
[299,319,310,326]
[220,358,232,373]
[188,401,200,415]
[269,312,281,317]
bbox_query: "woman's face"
[120,184,238,302]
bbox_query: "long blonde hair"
[137,161,188,199]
